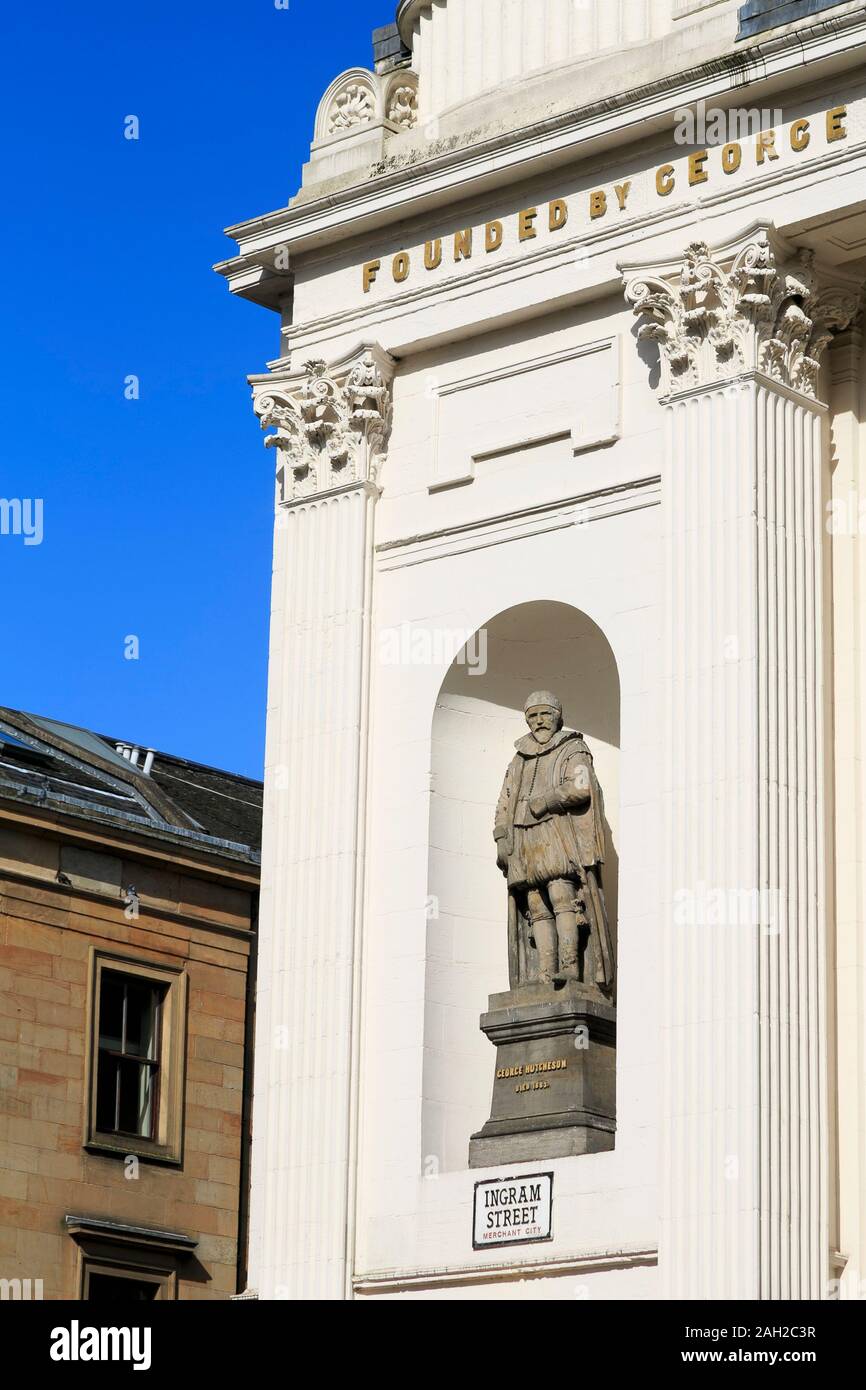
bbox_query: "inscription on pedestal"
[499,1059,568,1098]
[469,986,616,1167]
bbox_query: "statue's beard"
[532,726,556,745]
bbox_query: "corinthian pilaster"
[622,225,860,1300]
[253,343,395,503]
[246,343,394,1300]
[625,223,858,400]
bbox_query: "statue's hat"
[524,690,562,714]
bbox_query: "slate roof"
[0,708,262,862]
[136,749,263,852]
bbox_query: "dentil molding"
[252,344,396,504]
[622,222,862,400]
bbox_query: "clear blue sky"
[0,0,383,779]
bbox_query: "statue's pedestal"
[469,983,616,1169]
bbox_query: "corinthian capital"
[252,343,396,503]
[622,224,861,400]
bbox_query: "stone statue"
[471,691,617,1164]
[493,691,614,993]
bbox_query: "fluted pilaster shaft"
[662,379,826,1298]
[624,225,859,1298]
[246,345,393,1299]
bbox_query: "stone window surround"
[83,950,188,1167]
[65,1215,198,1300]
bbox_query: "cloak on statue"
[493,728,616,995]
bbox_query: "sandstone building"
[0,708,261,1300]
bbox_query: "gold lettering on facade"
[424,238,442,270]
[656,163,675,196]
[359,108,845,290]
[519,207,538,241]
[756,130,779,164]
[827,105,847,142]
[688,150,709,185]
[454,227,473,261]
[548,198,568,231]
[485,220,503,252]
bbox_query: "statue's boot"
[553,913,580,982]
[533,916,558,984]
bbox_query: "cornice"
[0,801,261,880]
[250,337,396,391]
[354,1243,658,1294]
[215,6,866,307]
[276,134,864,368]
[375,477,662,573]
[65,1216,198,1253]
[0,864,256,938]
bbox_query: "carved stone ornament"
[253,348,394,503]
[387,84,418,130]
[624,229,860,399]
[327,82,375,134]
[470,691,616,1168]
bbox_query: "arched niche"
[422,599,620,1174]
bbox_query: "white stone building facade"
[217,0,866,1300]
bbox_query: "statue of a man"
[493,691,615,992]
